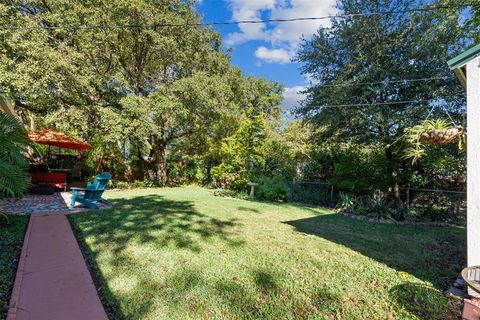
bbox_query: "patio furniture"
[37,183,55,195]
[31,172,67,192]
[28,129,93,150]
[69,172,111,209]
[461,266,480,294]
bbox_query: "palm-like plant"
[0,113,30,197]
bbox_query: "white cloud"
[225,0,337,64]
[255,46,292,64]
[281,86,306,115]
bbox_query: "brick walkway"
[0,192,111,215]
[7,214,108,320]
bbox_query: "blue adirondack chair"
[69,172,111,209]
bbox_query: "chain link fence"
[288,181,337,206]
[288,181,466,224]
[401,188,466,224]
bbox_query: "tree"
[1,0,283,185]
[207,77,283,188]
[119,71,237,184]
[447,0,480,42]
[295,0,467,198]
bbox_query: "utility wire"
[313,77,453,89]
[0,3,476,31]
[304,99,430,109]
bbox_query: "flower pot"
[420,128,460,146]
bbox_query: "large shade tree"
[295,0,467,198]
[0,0,283,185]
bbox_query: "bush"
[213,189,249,200]
[256,177,290,201]
[288,182,334,206]
[110,179,161,189]
[366,198,393,220]
[336,192,357,213]
[0,113,30,197]
[336,192,393,219]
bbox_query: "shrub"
[336,193,357,214]
[213,189,249,200]
[110,179,161,189]
[256,177,290,201]
[391,204,418,222]
[366,199,393,220]
[0,113,30,197]
[288,182,334,206]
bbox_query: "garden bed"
[339,212,458,227]
[0,215,29,319]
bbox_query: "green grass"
[0,215,28,319]
[69,187,466,319]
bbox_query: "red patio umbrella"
[27,129,93,150]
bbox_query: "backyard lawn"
[0,215,28,319]
[69,187,466,320]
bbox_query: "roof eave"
[448,43,480,71]
[453,66,467,88]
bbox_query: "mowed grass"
[0,215,28,319]
[69,187,466,320]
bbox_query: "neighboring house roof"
[448,43,480,87]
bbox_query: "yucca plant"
[403,119,466,163]
[336,192,357,214]
[0,113,30,197]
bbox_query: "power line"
[0,3,475,31]
[303,99,430,109]
[313,77,453,89]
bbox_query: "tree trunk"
[153,139,168,186]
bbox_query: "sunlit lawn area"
[0,215,28,319]
[70,187,465,319]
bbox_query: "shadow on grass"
[389,283,462,320]
[237,206,261,214]
[284,214,466,289]
[70,194,242,319]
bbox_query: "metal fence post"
[406,187,410,209]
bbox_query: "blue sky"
[196,0,338,113]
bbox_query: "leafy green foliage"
[404,119,464,163]
[110,179,161,190]
[288,182,335,206]
[0,0,283,186]
[326,145,392,194]
[365,196,394,220]
[0,215,28,319]
[213,188,250,200]
[0,113,30,197]
[336,193,357,214]
[256,176,290,201]
[295,0,467,201]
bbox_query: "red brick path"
[7,214,107,320]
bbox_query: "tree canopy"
[295,0,468,198]
[0,0,283,185]
[0,0,477,221]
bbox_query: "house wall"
[467,57,480,296]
